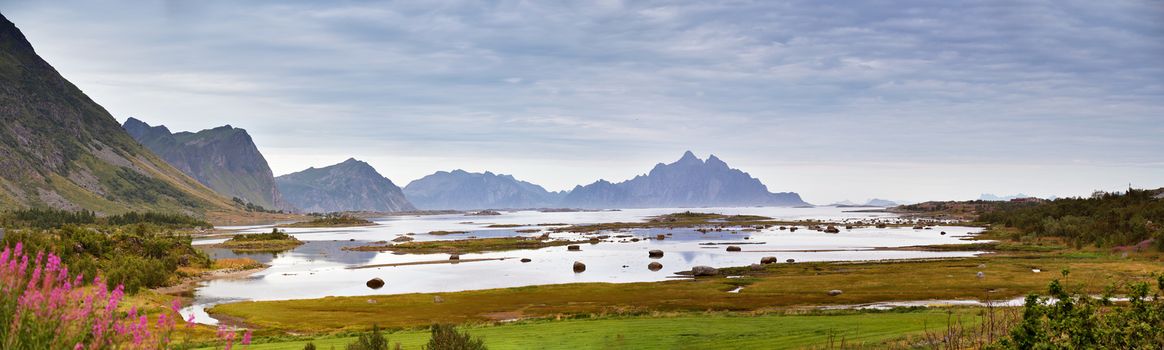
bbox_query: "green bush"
[347,325,389,350]
[994,271,1164,348]
[424,324,486,350]
[980,189,1164,249]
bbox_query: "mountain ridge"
[122,117,293,211]
[275,158,415,213]
[0,13,238,215]
[403,169,567,210]
[560,151,807,209]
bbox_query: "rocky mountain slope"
[123,118,293,211]
[0,13,238,214]
[560,151,807,209]
[403,170,567,210]
[275,158,415,213]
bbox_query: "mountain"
[0,13,237,214]
[122,118,293,211]
[560,151,807,209]
[979,193,1031,201]
[275,158,415,213]
[403,170,567,210]
[864,198,898,207]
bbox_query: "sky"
[2,0,1162,204]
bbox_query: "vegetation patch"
[280,214,375,228]
[216,228,304,252]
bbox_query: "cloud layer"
[3,0,1162,202]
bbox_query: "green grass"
[207,310,979,350]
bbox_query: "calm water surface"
[183,206,986,324]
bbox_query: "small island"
[279,214,376,228]
[217,228,305,252]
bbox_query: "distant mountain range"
[829,199,899,207]
[979,193,1032,201]
[275,158,415,213]
[403,170,566,210]
[123,118,293,211]
[0,13,238,214]
[559,151,807,209]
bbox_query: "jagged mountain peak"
[122,117,293,211]
[561,152,806,209]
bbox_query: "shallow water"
[182,206,985,324]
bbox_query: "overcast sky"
[3,0,1162,204]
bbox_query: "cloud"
[1,0,1161,202]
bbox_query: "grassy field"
[206,309,982,350]
[210,251,1162,332]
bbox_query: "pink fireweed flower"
[242,329,253,345]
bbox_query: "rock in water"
[691,266,718,276]
[567,245,581,251]
[520,258,532,263]
[366,278,385,289]
[392,235,414,242]
[786,259,796,263]
[726,246,742,252]
[449,254,460,260]
[648,250,664,258]
[760,256,778,264]
[648,262,663,271]
[573,261,586,273]
[824,225,840,233]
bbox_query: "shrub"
[347,324,389,350]
[424,324,486,350]
[994,271,1164,348]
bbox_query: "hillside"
[560,151,807,209]
[275,158,415,213]
[123,118,293,211]
[0,13,238,215]
[403,170,567,210]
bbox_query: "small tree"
[424,324,486,350]
[347,325,389,350]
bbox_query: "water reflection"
[182,206,986,324]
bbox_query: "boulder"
[691,266,718,276]
[648,262,663,271]
[648,250,664,258]
[976,271,985,279]
[823,225,840,233]
[726,246,742,252]
[567,245,581,251]
[449,254,460,260]
[786,259,796,263]
[940,231,947,235]
[760,256,778,264]
[656,234,666,240]
[749,263,764,271]
[573,261,586,273]
[366,278,385,289]
[789,227,799,232]
[520,258,532,263]
[828,289,843,296]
